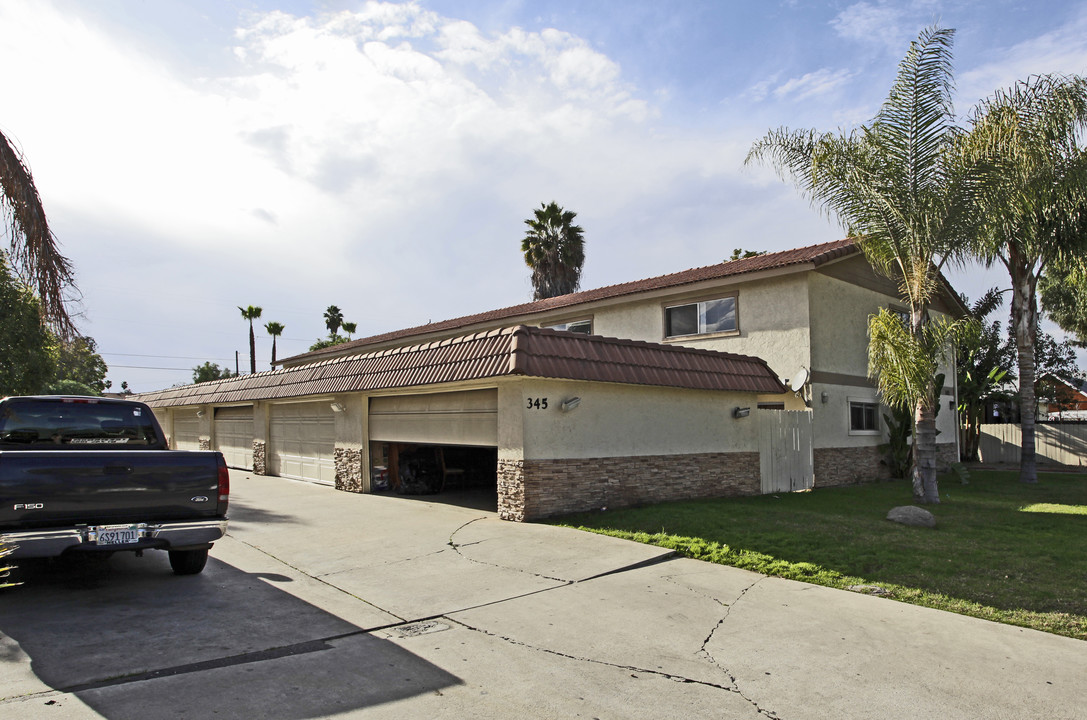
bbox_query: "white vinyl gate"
[759,410,814,493]
[269,402,336,485]
[214,406,254,470]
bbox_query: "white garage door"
[370,389,498,446]
[269,402,336,485]
[215,406,253,470]
[172,409,201,451]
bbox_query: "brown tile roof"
[280,238,860,366]
[137,326,786,408]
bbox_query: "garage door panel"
[173,410,201,452]
[269,403,336,485]
[215,406,253,470]
[370,390,497,446]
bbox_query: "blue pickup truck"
[0,396,229,575]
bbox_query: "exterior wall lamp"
[821,391,829,404]
[732,406,750,419]
[560,397,581,412]
[330,402,346,413]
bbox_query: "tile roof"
[137,326,786,408]
[280,238,860,366]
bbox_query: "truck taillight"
[217,455,230,514]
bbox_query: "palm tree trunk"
[1010,251,1039,484]
[270,336,277,368]
[913,398,940,503]
[248,323,256,374]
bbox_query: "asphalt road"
[2,470,1085,719]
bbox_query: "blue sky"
[2,0,1086,390]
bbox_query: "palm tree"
[238,305,262,374]
[521,202,585,300]
[960,74,1087,483]
[323,305,343,337]
[1,129,76,338]
[746,26,977,503]
[265,321,285,368]
[341,321,357,340]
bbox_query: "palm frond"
[0,129,77,338]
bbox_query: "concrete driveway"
[2,470,1085,719]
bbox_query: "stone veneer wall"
[198,438,211,451]
[814,442,959,487]
[335,448,364,493]
[252,440,267,475]
[498,452,761,522]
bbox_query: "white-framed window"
[545,319,592,334]
[848,397,881,435]
[664,296,738,338]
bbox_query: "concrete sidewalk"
[2,470,1085,719]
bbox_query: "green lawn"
[553,469,1087,640]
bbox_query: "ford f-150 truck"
[0,396,229,575]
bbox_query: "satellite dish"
[790,367,809,393]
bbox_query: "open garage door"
[269,402,336,485]
[215,406,253,470]
[172,409,201,451]
[369,389,497,446]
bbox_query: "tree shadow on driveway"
[1,552,460,719]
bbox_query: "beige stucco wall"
[586,273,812,386]
[807,266,959,450]
[509,378,760,461]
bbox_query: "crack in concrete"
[447,518,572,584]
[446,616,781,717]
[230,536,405,622]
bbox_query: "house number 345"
[526,398,548,410]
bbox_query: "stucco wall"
[586,273,812,383]
[511,379,760,461]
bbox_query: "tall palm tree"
[521,202,585,300]
[961,74,1087,483]
[238,305,262,374]
[323,305,343,337]
[746,26,977,503]
[264,321,285,368]
[1,128,76,338]
[341,321,357,339]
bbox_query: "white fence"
[977,423,1087,467]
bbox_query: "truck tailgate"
[0,450,226,528]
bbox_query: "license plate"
[93,524,143,545]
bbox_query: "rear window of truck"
[0,399,162,449]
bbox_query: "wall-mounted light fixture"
[560,397,581,412]
[732,406,750,419]
[949,400,955,410]
[196,410,206,418]
[330,402,346,413]
[821,391,829,404]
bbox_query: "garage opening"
[370,443,498,510]
[368,389,498,510]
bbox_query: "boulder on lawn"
[886,505,936,528]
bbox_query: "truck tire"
[168,548,208,575]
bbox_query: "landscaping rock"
[886,505,936,528]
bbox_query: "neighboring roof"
[280,238,861,366]
[1038,372,1087,397]
[137,326,787,408]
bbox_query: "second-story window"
[546,319,592,334]
[664,296,737,338]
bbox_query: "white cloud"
[772,68,854,102]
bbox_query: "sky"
[3,0,1087,391]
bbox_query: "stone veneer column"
[497,459,526,522]
[252,440,267,475]
[334,447,364,493]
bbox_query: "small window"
[849,399,880,434]
[665,296,737,338]
[757,402,786,410]
[546,319,592,334]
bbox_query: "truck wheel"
[168,548,208,575]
